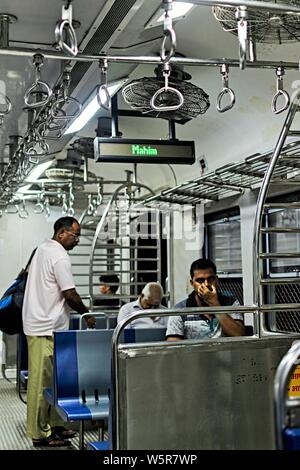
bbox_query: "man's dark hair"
[190,258,217,278]
[54,217,78,234]
[99,274,119,293]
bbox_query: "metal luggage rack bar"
[143,141,300,207]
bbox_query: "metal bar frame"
[176,0,300,13]
[0,47,299,70]
[252,91,300,338]
[88,182,155,307]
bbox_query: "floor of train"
[0,378,104,450]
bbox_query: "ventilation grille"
[69,0,137,94]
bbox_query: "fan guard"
[212,1,300,44]
[122,67,210,122]
[45,167,97,187]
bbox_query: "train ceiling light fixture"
[15,158,56,196]
[145,2,195,29]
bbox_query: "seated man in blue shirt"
[166,258,245,341]
[118,282,168,328]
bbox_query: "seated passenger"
[166,258,245,341]
[93,274,120,308]
[117,282,168,328]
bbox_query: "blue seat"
[17,333,28,403]
[20,370,28,383]
[108,316,117,329]
[18,312,85,401]
[283,428,300,450]
[81,315,117,330]
[48,329,114,449]
[81,316,108,330]
[87,441,110,450]
[120,327,167,344]
[69,313,81,330]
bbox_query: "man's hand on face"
[197,283,219,307]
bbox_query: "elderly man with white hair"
[117,282,168,328]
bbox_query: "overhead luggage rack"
[143,141,300,207]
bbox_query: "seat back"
[108,316,117,329]
[54,329,114,400]
[81,316,108,330]
[120,327,167,344]
[80,312,117,330]
[69,313,80,330]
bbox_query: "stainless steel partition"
[116,335,295,450]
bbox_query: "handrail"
[0,47,300,70]
[187,0,300,12]
[252,90,300,322]
[88,182,155,307]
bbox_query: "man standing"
[117,282,168,328]
[22,216,95,447]
[166,258,245,340]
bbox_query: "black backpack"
[0,249,37,335]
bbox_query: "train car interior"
[1,0,300,451]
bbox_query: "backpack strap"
[24,248,37,272]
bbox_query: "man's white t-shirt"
[22,239,75,336]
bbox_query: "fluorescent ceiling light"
[145,2,195,29]
[15,158,56,195]
[64,78,128,135]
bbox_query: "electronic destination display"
[94,138,195,164]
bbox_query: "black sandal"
[32,433,71,447]
[51,426,77,439]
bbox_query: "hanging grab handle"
[55,4,78,57]
[216,64,236,113]
[236,6,248,70]
[96,59,111,110]
[272,66,290,115]
[0,92,12,128]
[150,64,184,112]
[24,54,52,108]
[50,70,82,120]
[0,93,12,115]
[150,1,184,112]
[160,27,176,64]
[18,200,29,219]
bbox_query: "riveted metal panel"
[117,337,295,449]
